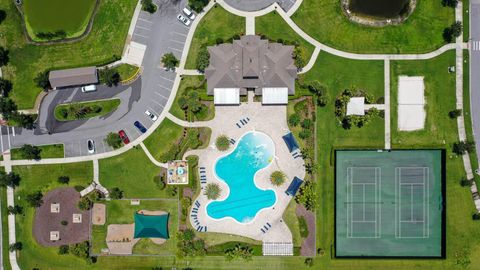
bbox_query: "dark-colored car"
[134,121,147,133]
[118,130,130,144]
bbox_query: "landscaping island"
[54,99,121,121]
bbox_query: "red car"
[118,130,130,144]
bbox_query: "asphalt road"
[471,0,480,170]
[7,0,191,157]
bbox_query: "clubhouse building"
[205,35,297,105]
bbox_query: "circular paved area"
[223,0,296,12]
[33,187,91,247]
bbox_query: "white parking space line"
[172,31,187,37]
[170,39,185,45]
[167,46,183,52]
[147,105,160,116]
[6,127,11,149]
[138,17,153,24]
[159,76,174,82]
[0,126,4,153]
[155,91,169,100]
[132,126,142,136]
[136,25,151,31]
[157,84,171,91]
[101,139,107,154]
[11,127,15,137]
[151,98,165,107]
[134,33,150,39]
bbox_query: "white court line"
[134,33,150,39]
[172,31,187,37]
[155,91,168,100]
[138,17,153,24]
[168,46,183,52]
[159,76,174,82]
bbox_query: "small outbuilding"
[49,66,98,89]
[346,97,365,116]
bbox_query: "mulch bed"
[33,187,91,247]
[296,204,316,256]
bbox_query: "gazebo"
[133,212,169,239]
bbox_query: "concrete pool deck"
[184,95,306,244]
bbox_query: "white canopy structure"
[214,88,240,105]
[262,87,289,105]
[346,97,365,116]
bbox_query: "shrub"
[26,191,43,207]
[0,78,12,97]
[298,216,309,238]
[19,144,41,160]
[188,0,209,12]
[161,52,179,70]
[473,213,480,220]
[204,183,221,200]
[109,187,124,199]
[449,109,462,119]
[166,185,178,197]
[460,178,472,187]
[58,245,69,255]
[301,119,312,129]
[70,241,90,258]
[0,172,21,188]
[299,129,311,139]
[215,37,224,45]
[295,181,316,210]
[442,0,458,7]
[99,67,120,87]
[105,132,123,149]
[270,171,286,186]
[453,141,475,155]
[215,135,230,151]
[58,175,70,185]
[177,229,206,257]
[293,46,307,69]
[77,196,93,211]
[196,47,210,72]
[225,244,253,261]
[141,0,157,13]
[304,258,314,267]
[0,10,6,24]
[288,113,301,127]
[61,220,68,226]
[9,242,22,252]
[7,205,22,215]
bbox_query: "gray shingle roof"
[49,66,98,89]
[205,35,297,95]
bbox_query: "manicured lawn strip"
[1,186,11,270]
[114,63,140,81]
[54,99,120,121]
[10,144,64,160]
[99,148,172,198]
[390,51,457,147]
[292,0,454,54]
[170,75,214,121]
[0,0,136,109]
[185,5,245,69]
[256,11,315,66]
[91,199,178,255]
[282,200,302,247]
[12,162,94,270]
[143,118,184,161]
[464,0,470,42]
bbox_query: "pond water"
[348,0,411,18]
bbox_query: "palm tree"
[270,171,286,186]
[204,183,221,200]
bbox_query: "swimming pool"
[206,132,276,223]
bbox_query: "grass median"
[54,99,120,121]
[10,144,64,160]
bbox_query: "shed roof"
[49,66,98,88]
[346,97,365,116]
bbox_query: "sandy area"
[398,76,426,131]
[92,203,106,225]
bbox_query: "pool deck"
[185,97,305,244]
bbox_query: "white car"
[87,139,95,154]
[177,14,191,26]
[183,7,196,20]
[145,110,158,121]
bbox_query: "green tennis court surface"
[335,150,444,257]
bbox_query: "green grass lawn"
[0,0,136,109]
[10,143,64,160]
[292,0,454,54]
[143,118,184,161]
[99,147,174,198]
[185,5,245,69]
[170,75,214,121]
[282,200,302,247]
[92,199,178,255]
[54,98,120,121]
[114,63,140,81]
[22,0,96,40]
[391,51,456,147]
[464,0,470,42]
[256,11,315,68]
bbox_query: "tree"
[77,196,93,211]
[308,81,328,106]
[0,97,17,119]
[270,171,286,186]
[295,181,316,210]
[215,135,230,151]
[7,205,23,215]
[196,47,210,72]
[449,109,462,119]
[460,178,472,187]
[34,71,51,90]
[19,144,41,160]
[9,242,22,252]
[293,46,307,69]
[0,46,9,67]
[61,220,68,226]
[9,112,36,129]
[304,258,314,267]
[100,67,120,87]
[442,0,458,8]
[26,191,43,207]
[70,241,90,258]
[58,175,70,185]
[473,213,480,220]
[161,52,179,70]
[109,187,124,199]
[176,229,206,257]
[105,132,123,149]
[288,113,301,127]
[0,10,6,25]
[443,21,462,42]
[0,172,21,188]
[58,245,69,255]
[141,0,157,13]
[188,0,209,12]
[453,141,475,155]
[204,183,221,200]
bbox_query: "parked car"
[134,121,147,133]
[183,7,196,20]
[118,130,130,144]
[87,139,95,154]
[145,110,158,121]
[177,14,191,26]
[81,84,97,92]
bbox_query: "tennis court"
[335,150,444,257]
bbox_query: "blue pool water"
[206,132,277,223]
